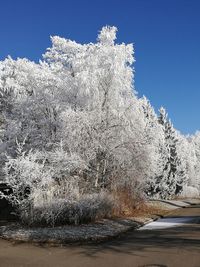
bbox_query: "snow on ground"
[0,218,140,244]
[138,216,196,230]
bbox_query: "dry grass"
[112,188,168,218]
[115,201,168,218]
[127,202,168,217]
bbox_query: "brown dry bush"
[111,183,168,218]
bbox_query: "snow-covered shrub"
[79,192,113,220]
[22,190,113,226]
[0,143,114,226]
[0,144,53,222]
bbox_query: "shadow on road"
[74,217,200,258]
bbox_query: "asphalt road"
[0,204,200,267]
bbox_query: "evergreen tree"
[158,107,186,198]
[140,98,168,198]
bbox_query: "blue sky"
[0,0,200,134]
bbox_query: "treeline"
[0,26,199,226]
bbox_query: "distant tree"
[190,132,200,191]
[157,107,187,198]
[139,97,168,198]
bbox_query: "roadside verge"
[0,198,199,245]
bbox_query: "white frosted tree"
[190,132,200,191]
[0,26,193,225]
[139,97,169,198]
[0,26,157,223]
[157,107,187,198]
[42,26,153,192]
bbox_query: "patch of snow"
[138,217,195,230]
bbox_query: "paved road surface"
[0,204,200,267]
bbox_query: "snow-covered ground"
[139,216,197,230]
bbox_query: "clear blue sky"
[0,0,200,134]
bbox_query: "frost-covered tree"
[139,97,169,198]
[157,107,187,198]
[176,134,199,197]
[42,26,154,192]
[0,26,193,225]
[190,132,200,191]
[0,26,157,224]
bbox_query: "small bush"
[111,179,145,217]
[21,191,113,227]
[0,147,115,227]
